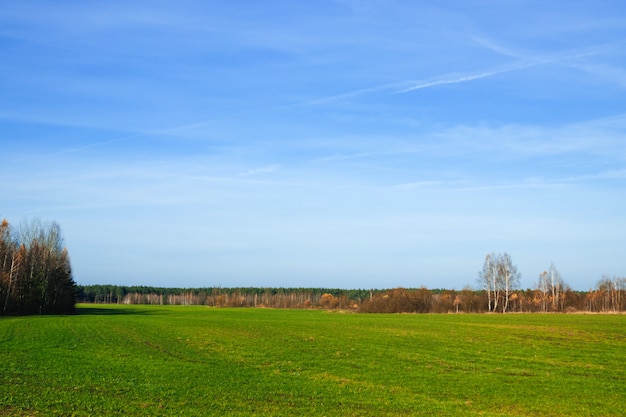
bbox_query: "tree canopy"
[0,218,77,315]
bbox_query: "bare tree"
[536,263,566,311]
[479,253,500,312]
[596,274,624,312]
[0,218,76,315]
[479,252,520,313]
[536,270,550,312]
[548,263,565,311]
[498,253,520,313]
[615,278,626,310]
[0,220,18,313]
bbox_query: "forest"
[0,219,77,315]
[3,217,624,315]
[75,250,625,314]
[77,278,625,314]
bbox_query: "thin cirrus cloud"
[2,1,626,290]
[474,35,626,87]
[238,165,281,177]
[306,40,605,106]
[44,121,215,156]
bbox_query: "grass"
[1,305,625,416]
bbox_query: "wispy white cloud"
[47,121,214,155]
[306,63,518,105]
[394,64,532,94]
[391,167,626,194]
[472,34,610,62]
[311,151,383,163]
[471,36,521,59]
[566,62,626,88]
[561,168,626,183]
[0,111,117,131]
[308,112,626,171]
[3,1,626,289]
[474,35,626,87]
[397,43,604,94]
[429,112,626,159]
[308,36,609,106]
[305,83,401,105]
[393,179,468,189]
[238,164,280,177]
[435,168,626,193]
[306,64,528,105]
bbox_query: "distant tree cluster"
[359,254,626,313]
[366,285,624,313]
[478,252,520,313]
[76,285,374,309]
[76,283,626,314]
[358,288,433,313]
[75,251,626,314]
[0,219,77,315]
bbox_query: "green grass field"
[1,305,625,416]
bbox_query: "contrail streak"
[49,121,212,155]
[309,45,603,104]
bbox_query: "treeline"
[5,227,617,316]
[76,285,379,309]
[359,284,625,313]
[77,281,626,313]
[0,219,77,315]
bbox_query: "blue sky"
[1,1,625,290]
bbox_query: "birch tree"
[596,275,624,312]
[548,263,565,311]
[498,253,520,313]
[479,253,502,312]
[0,219,17,313]
[479,254,491,311]
[537,263,567,311]
[479,252,520,313]
[0,218,76,315]
[537,270,550,312]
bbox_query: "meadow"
[1,305,624,416]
